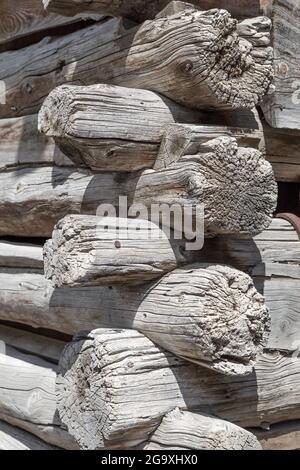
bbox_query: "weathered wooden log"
[38,84,198,171]
[0,0,103,50]
[143,409,261,450]
[39,84,262,171]
[57,329,300,449]
[0,135,276,238]
[0,349,77,449]
[155,121,263,170]
[0,6,274,118]
[0,420,58,450]
[44,216,178,286]
[0,219,298,352]
[262,120,300,183]
[253,420,300,450]
[1,264,271,375]
[261,0,300,129]
[0,115,72,170]
[43,0,262,21]
[0,240,43,269]
[0,324,65,363]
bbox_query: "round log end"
[145,264,271,376]
[38,85,75,137]
[185,136,277,237]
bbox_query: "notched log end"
[176,264,270,376]
[134,7,274,110]
[38,85,76,137]
[181,136,277,237]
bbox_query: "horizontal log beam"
[0,240,43,269]
[4,263,272,375]
[44,216,178,286]
[43,0,262,21]
[0,324,65,362]
[0,136,276,238]
[0,349,77,449]
[57,329,300,449]
[0,115,72,171]
[143,408,261,450]
[0,420,58,450]
[0,0,103,50]
[0,7,273,118]
[261,0,300,129]
[0,220,298,353]
[39,84,263,171]
[262,120,300,182]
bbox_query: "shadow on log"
[143,408,261,450]
[43,0,262,22]
[0,136,277,238]
[38,84,264,172]
[56,329,300,449]
[0,5,273,118]
[0,219,298,354]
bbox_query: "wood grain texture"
[0,349,77,449]
[262,120,300,182]
[0,114,73,171]
[38,84,191,172]
[0,240,43,269]
[0,264,271,375]
[43,0,262,21]
[57,329,300,449]
[0,324,65,363]
[39,84,262,171]
[44,215,178,286]
[143,409,261,450]
[0,7,273,118]
[0,136,276,238]
[261,0,300,129]
[0,0,103,49]
[0,420,58,450]
[190,218,300,352]
[0,220,298,353]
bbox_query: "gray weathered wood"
[39,84,263,172]
[44,216,178,286]
[253,420,300,450]
[0,135,276,238]
[43,0,262,21]
[57,329,300,449]
[0,240,43,269]
[143,408,262,450]
[0,324,65,362]
[0,420,58,450]
[0,7,273,118]
[0,115,73,171]
[0,349,77,449]
[155,121,263,170]
[0,0,103,49]
[0,220,298,353]
[0,413,77,450]
[262,120,300,182]
[261,0,300,129]
[0,264,271,376]
[188,218,300,352]
[38,84,190,171]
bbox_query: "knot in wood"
[179,60,193,74]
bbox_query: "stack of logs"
[0,0,300,451]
